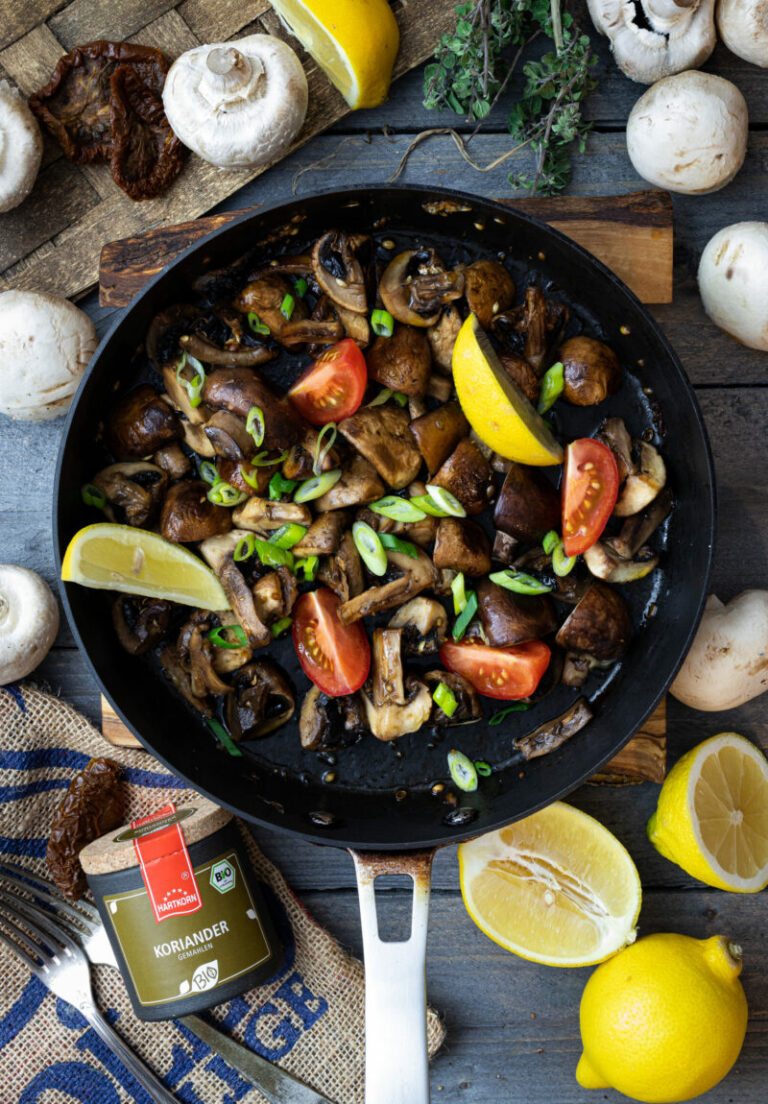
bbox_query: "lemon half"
[458,802,641,967]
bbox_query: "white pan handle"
[350,849,435,1104]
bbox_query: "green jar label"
[103,849,272,1007]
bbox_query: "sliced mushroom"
[198,529,252,573]
[513,699,593,760]
[388,597,448,656]
[366,325,432,398]
[318,531,364,603]
[212,640,254,675]
[107,385,182,460]
[431,438,493,515]
[311,230,371,314]
[519,286,550,373]
[493,286,568,373]
[562,651,599,688]
[597,417,636,484]
[92,462,168,527]
[426,374,453,402]
[336,304,370,346]
[217,457,270,498]
[337,403,422,490]
[160,479,232,543]
[424,670,481,726]
[232,497,312,532]
[372,627,406,706]
[225,659,295,740]
[399,511,439,549]
[339,547,436,624]
[233,273,309,338]
[180,418,217,458]
[477,578,558,646]
[253,566,298,625]
[500,352,541,404]
[203,366,306,452]
[607,488,673,559]
[427,306,462,372]
[559,336,622,406]
[300,685,366,750]
[218,559,271,647]
[180,331,274,366]
[112,595,173,656]
[279,317,344,347]
[409,401,469,475]
[613,441,666,516]
[315,455,385,512]
[463,260,515,327]
[361,675,432,741]
[494,463,560,543]
[182,620,231,697]
[204,409,256,460]
[161,361,213,425]
[433,517,491,576]
[492,531,519,565]
[153,442,192,480]
[292,511,349,556]
[380,249,463,327]
[158,644,211,715]
[556,582,632,661]
[282,427,341,481]
[583,541,659,583]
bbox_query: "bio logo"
[210,859,236,894]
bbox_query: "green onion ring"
[81,483,106,509]
[312,422,337,476]
[447,749,478,792]
[369,495,427,523]
[246,405,265,448]
[352,521,387,576]
[294,470,342,502]
[425,484,466,517]
[488,569,552,595]
[433,682,458,717]
[208,624,248,649]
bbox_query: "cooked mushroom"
[477,578,558,646]
[431,438,494,515]
[559,336,621,406]
[180,617,231,698]
[211,637,254,675]
[232,497,312,532]
[520,286,550,373]
[433,517,491,576]
[158,644,211,715]
[225,659,295,740]
[366,325,432,398]
[380,249,464,327]
[318,531,364,603]
[300,685,366,750]
[202,409,256,460]
[203,367,306,452]
[409,401,469,475]
[107,385,182,460]
[424,670,481,725]
[179,418,217,458]
[494,286,568,374]
[339,547,436,624]
[180,332,274,366]
[556,583,631,661]
[198,530,251,572]
[279,317,344,348]
[399,510,439,549]
[514,699,593,760]
[597,417,636,484]
[253,565,298,624]
[337,403,422,490]
[583,542,659,583]
[217,457,270,498]
[315,455,385,512]
[361,674,433,741]
[463,259,515,327]
[218,559,271,647]
[311,230,372,314]
[427,306,462,372]
[112,595,173,656]
[388,596,448,656]
[92,462,168,527]
[494,462,560,543]
[161,361,213,425]
[613,441,666,517]
[499,352,541,405]
[292,511,349,556]
[426,375,453,402]
[371,628,406,706]
[607,488,673,560]
[282,426,342,481]
[233,273,309,338]
[160,479,231,543]
[492,531,519,565]
[153,442,191,480]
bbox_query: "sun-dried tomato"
[46,756,124,899]
[109,64,183,201]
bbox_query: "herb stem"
[551,0,564,53]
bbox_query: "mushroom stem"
[203,48,257,96]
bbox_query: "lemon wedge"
[269,0,400,110]
[648,732,768,892]
[61,523,229,609]
[458,802,641,967]
[452,313,564,466]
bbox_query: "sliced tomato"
[287,338,367,425]
[439,639,551,701]
[292,587,370,696]
[561,438,619,557]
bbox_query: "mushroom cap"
[626,71,748,194]
[0,80,43,213]
[0,290,97,422]
[162,35,308,169]
[0,565,59,683]
[698,221,768,352]
[717,0,768,67]
[588,0,716,83]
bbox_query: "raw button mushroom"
[0,291,97,422]
[587,0,716,83]
[0,80,43,212]
[162,35,308,169]
[626,72,748,195]
[698,222,768,352]
[717,0,768,66]
[0,566,59,684]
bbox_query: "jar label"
[103,849,273,1008]
[131,803,202,923]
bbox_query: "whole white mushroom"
[0,80,43,213]
[163,35,308,170]
[588,0,716,84]
[0,566,59,684]
[698,222,768,351]
[0,290,97,421]
[626,71,748,194]
[717,0,768,67]
[671,592,768,711]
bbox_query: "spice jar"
[79,798,282,1021]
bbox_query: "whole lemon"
[577,933,747,1103]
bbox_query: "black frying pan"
[54,187,714,1101]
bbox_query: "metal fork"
[0,864,334,1104]
[0,885,178,1104]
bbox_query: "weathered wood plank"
[127,7,201,60]
[48,0,179,52]
[0,0,66,53]
[0,23,65,95]
[176,0,270,45]
[0,158,99,270]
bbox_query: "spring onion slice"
[352,521,387,576]
[239,464,262,490]
[294,470,342,502]
[367,387,393,408]
[208,624,248,649]
[271,523,307,549]
[247,311,270,336]
[552,541,577,577]
[474,761,492,777]
[81,483,106,509]
[379,533,419,559]
[451,572,468,615]
[409,493,449,518]
[206,717,243,757]
[271,616,293,637]
[269,472,298,500]
[537,361,564,415]
[488,569,552,595]
[371,308,394,337]
[447,749,478,792]
[489,702,531,725]
[369,496,427,523]
[294,277,308,298]
[207,481,247,506]
[433,682,458,717]
[542,529,559,555]
[234,534,256,562]
[175,351,206,408]
[452,590,478,641]
[246,405,265,448]
[393,391,408,407]
[425,484,466,518]
[281,293,295,320]
[200,461,220,486]
[253,538,294,571]
[313,422,337,476]
[250,449,288,467]
[295,554,319,581]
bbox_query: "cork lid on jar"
[79,797,232,875]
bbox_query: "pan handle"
[350,848,436,1104]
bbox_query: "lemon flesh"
[458,802,640,967]
[452,314,563,466]
[61,523,229,610]
[648,731,768,891]
[269,0,400,110]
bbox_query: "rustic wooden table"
[5,22,768,1104]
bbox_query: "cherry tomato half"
[439,639,551,701]
[561,438,619,557]
[292,587,370,696]
[287,338,367,426]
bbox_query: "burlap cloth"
[0,684,445,1103]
